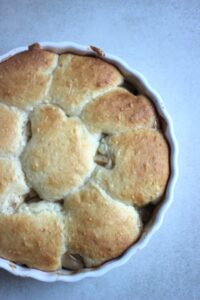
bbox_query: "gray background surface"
[0,1,199,299]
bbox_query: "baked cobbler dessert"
[0,44,169,271]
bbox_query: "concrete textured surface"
[0,0,199,299]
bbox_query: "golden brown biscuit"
[81,87,157,134]
[0,45,58,110]
[94,129,169,206]
[22,104,98,200]
[49,54,123,115]
[0,104,27,156]
[64,183,141,267]
[0,159,29,213]
[0,202,65,271]
[0,46,171,272]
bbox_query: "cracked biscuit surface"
[0,44,170,271]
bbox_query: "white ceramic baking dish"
[0,42,178,282]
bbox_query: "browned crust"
[65,184,141,265]
[49,54,123,114]
[0,212,65,271]
[94,129,170,206]
[0,45,170,271]
[0,160,18,196]
[0,159,27,200]
[0,105,24,155]
[82,87,157,133]
[0,47,58,110]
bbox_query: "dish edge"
[0,42,179,282]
